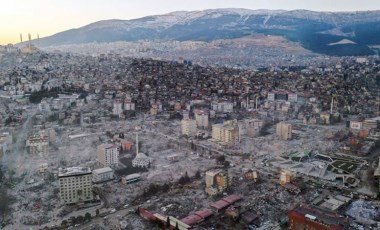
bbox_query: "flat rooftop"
[292,204,347,227]
[93,167,113,174]
[59,167,92,177]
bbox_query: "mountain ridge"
[31,8,380,56]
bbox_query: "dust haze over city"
[0,0,380,230]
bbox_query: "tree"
[61,220,68,227]
[0,167,3,183]
[162,183,170,192]
[194,170,201,179]
[84,212,91,222]
[76,215,85,223]
[96,209,100,216]
[216,155,226,164]
[174,222,179,230]
[0,188,10,219]
[166,216,171,229]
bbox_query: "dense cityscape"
[1,2,380,230]
[0,42,379,230]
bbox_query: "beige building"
[97,144,119,167]
[26,134,49,156]
[194,109,209,129]
[205,169,230,196]
[212,120,240,145]
[181,119,197,136]
[276,121,292,140]
[59,167,93,205]
[280,170,293,186]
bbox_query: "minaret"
[135,126,140,154]
[28,33,31,47]
[136,131,139,154]
[20,34,23,43]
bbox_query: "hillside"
[32,9,380,56]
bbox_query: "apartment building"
[212,120,240,145]
[92,167,114,183]
[194,109,209,129]
[26,134,49,156]
[59,167,93,205]
[276,121,292,140]
[97,144,119,167]
[181,119,197,136]
[113,99,123,117]
[205,169,230,196]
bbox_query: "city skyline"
[1,0,380,45]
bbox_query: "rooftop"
[103,143,119,149]
[180,214,203,226]
[194,209,213,219]
[58,167,92,177]
[210,199,230,210]
[222,194,242,204]
[290,204,347,227]
[125,173,141,180]
[93,167,113,174]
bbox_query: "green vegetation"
[331,160,358,174]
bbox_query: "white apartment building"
[181,119,197,136]
[113,99,123,116]
[194,109,209,129]
[124,100,135,111]
[211,101,234,113]
[59,167,93,205]
[97,144,119,167]
[92,167,114,183]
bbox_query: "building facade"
[92,167,114,183]
[26,134,49,156]
[97,144,119,167]
[276,122,292,140]
[194,110,209,129]
[212,120,240,145]
[124,99,135,111]
[181,119,197,136]
[205,169,230,196]
[288,204,347,230]
[59,167,93,205]
[113,99,123,117]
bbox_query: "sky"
[1,0,379,45]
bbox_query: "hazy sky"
[1,0,379,45]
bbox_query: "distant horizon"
[1,0,380,45]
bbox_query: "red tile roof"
[181,214,203,226]
[222,194,242,204]
[194,209,213,219]
[210,200,229,210]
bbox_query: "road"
[74,205,138,230]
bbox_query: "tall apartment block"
[59,167,93,205]
[97,144,119,167]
